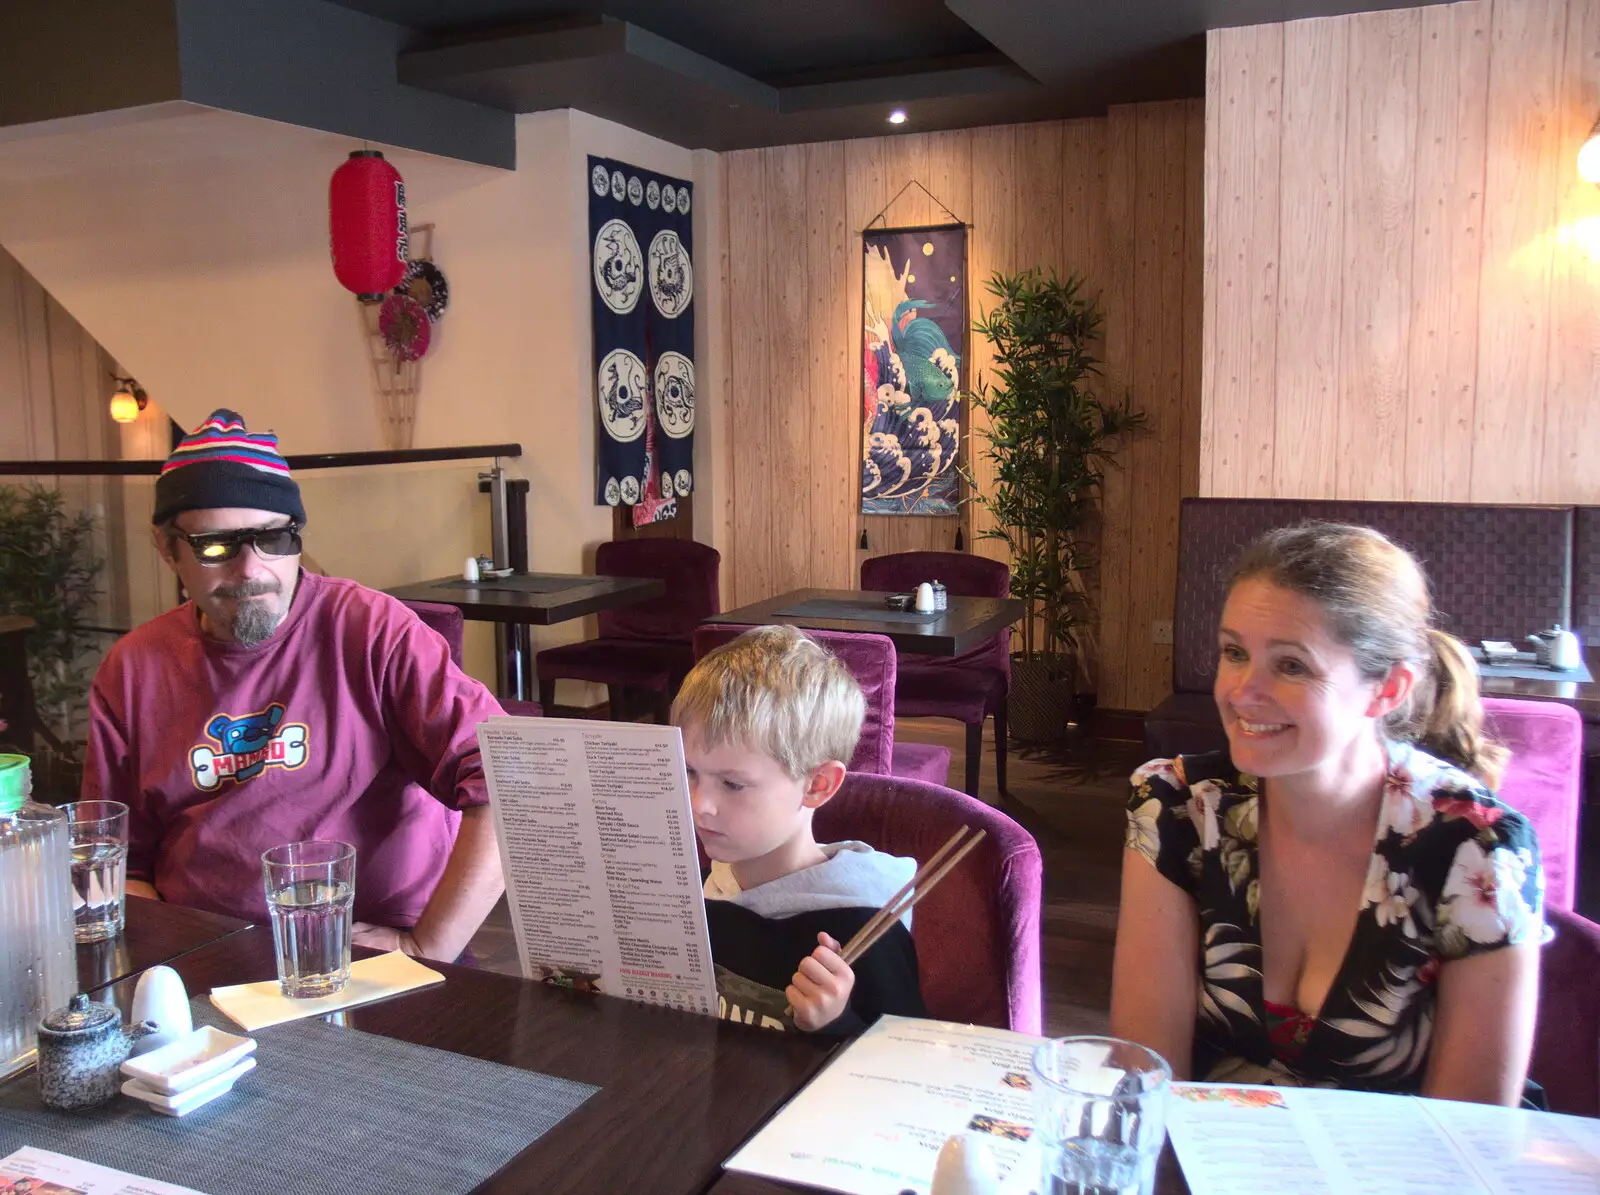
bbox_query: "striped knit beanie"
[152,409,305,526]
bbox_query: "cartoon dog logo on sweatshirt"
[190,703,308,790]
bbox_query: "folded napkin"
[209,951,445,1031]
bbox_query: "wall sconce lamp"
[1580,115,1600,185]
[109,375,148,424]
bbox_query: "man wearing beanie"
[80,409,506,962]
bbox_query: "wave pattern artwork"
[860,225,965,516]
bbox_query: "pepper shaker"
[932,580,947,611]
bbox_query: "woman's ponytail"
[1399,628,1506,788]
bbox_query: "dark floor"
[467,717,1147,1038]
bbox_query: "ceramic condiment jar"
[37,993,157,1109]
[129,965,193,1056]
[915,581,936,613]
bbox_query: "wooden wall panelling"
[1097,107,1138,709]
[965,125,1018,572]
[1539,0,1600,501]
[766,146,812,596]
[725,150,773,605]
[1405,0,1489,502]
[1179,103,1205,503]
[806,139,854,592]
[1274,15,1348,499]
[1201,22,1283,498]
[1337,9,1421,501]
[1472,0,1566,503]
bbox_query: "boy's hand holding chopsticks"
[786,826,987,1030]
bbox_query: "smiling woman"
[1110,522,1543,1108]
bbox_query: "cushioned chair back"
[1171,499,1574,693]
[813,772,1042,1032]
[596,538,721,641]
[1482,697,1582,913]
[1530,906,1600,1116]
[399,599,464,667]
[1573,507,1600,644]
[861,551,1012,674]
[691,624,897,775]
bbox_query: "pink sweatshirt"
[82,571,503,926]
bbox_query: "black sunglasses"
[176,524,303,565]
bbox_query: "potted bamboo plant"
[965,270,1143,742]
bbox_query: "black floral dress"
[1125,741,1543,1093]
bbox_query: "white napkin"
[208,951,445,1031]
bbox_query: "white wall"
[0,102,726,697]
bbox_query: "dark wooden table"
[704,588,1025,657]
[385,572,666,699]
[1479,645,1600,719]
[83,924,835,1195]
[76,895,251,995]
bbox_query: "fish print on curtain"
[589,155,695,524]
[860,224,965,515]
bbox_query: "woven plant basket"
[1007,657,1079,744]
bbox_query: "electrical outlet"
[1151,619,1174,645]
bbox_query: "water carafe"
[0,754,77,1077]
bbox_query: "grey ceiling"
[327,0,1457,149]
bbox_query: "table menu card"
[1,1147,208,1195]
[725,1015,1041,1194]
[1168,1083,1600,1195]
[478,716,718,1016]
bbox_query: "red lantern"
[329,150,408,301]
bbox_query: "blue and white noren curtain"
[588,155,695,508]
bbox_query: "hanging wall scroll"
[589,155,694,522]
[860,223,966,517]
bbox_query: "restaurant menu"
[1168,1083,1600,1195]
[478,716,718,1015]
[725,1015,1041,1194]
[0,1147,207,1195]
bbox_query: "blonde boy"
[673,625,926,1034]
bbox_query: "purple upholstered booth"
[691,624,952,786]
[400,598,542,718]
[814,771,1042,1032]
[1570,506,1600,795]
[860,551,1012,797]
[535,538,720,721]
[1481,697,1583,914]
[1530,906,1600,1117]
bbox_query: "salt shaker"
[932,579,948,611]
[914,582,936,613]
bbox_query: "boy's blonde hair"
[671,625,865,778]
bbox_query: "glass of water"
[1032,1036,1171,1195]
[261,840,355,999]
[63,800,129,943]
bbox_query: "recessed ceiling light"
[887,109,907,125]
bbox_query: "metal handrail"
[0,443,523,476]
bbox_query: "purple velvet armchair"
[813,771,1042,1032]
[1481,697,1583,914]
[1531,906,1600,1116]
[400,598,542,718]
[535,538,720,721]
[690,624,952,785]
[860,551,1012,797]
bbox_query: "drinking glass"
[63,800,129,943]
[1032,1036,1171,1195]
[261,841,355,998]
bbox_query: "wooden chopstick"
[836,826,970,963]
[842,828,988,965]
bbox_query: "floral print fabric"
[1125,742,1543,1092]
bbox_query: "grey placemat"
[0,999,596,1195]
[1469,648,1593,683]
[773,598,944,624]
[434,574,596,595]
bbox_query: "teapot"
[1529,626,1583,672]
[36,993,157,1109]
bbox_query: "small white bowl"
[122,1057,255,1117]
[121,1026,256,1095]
